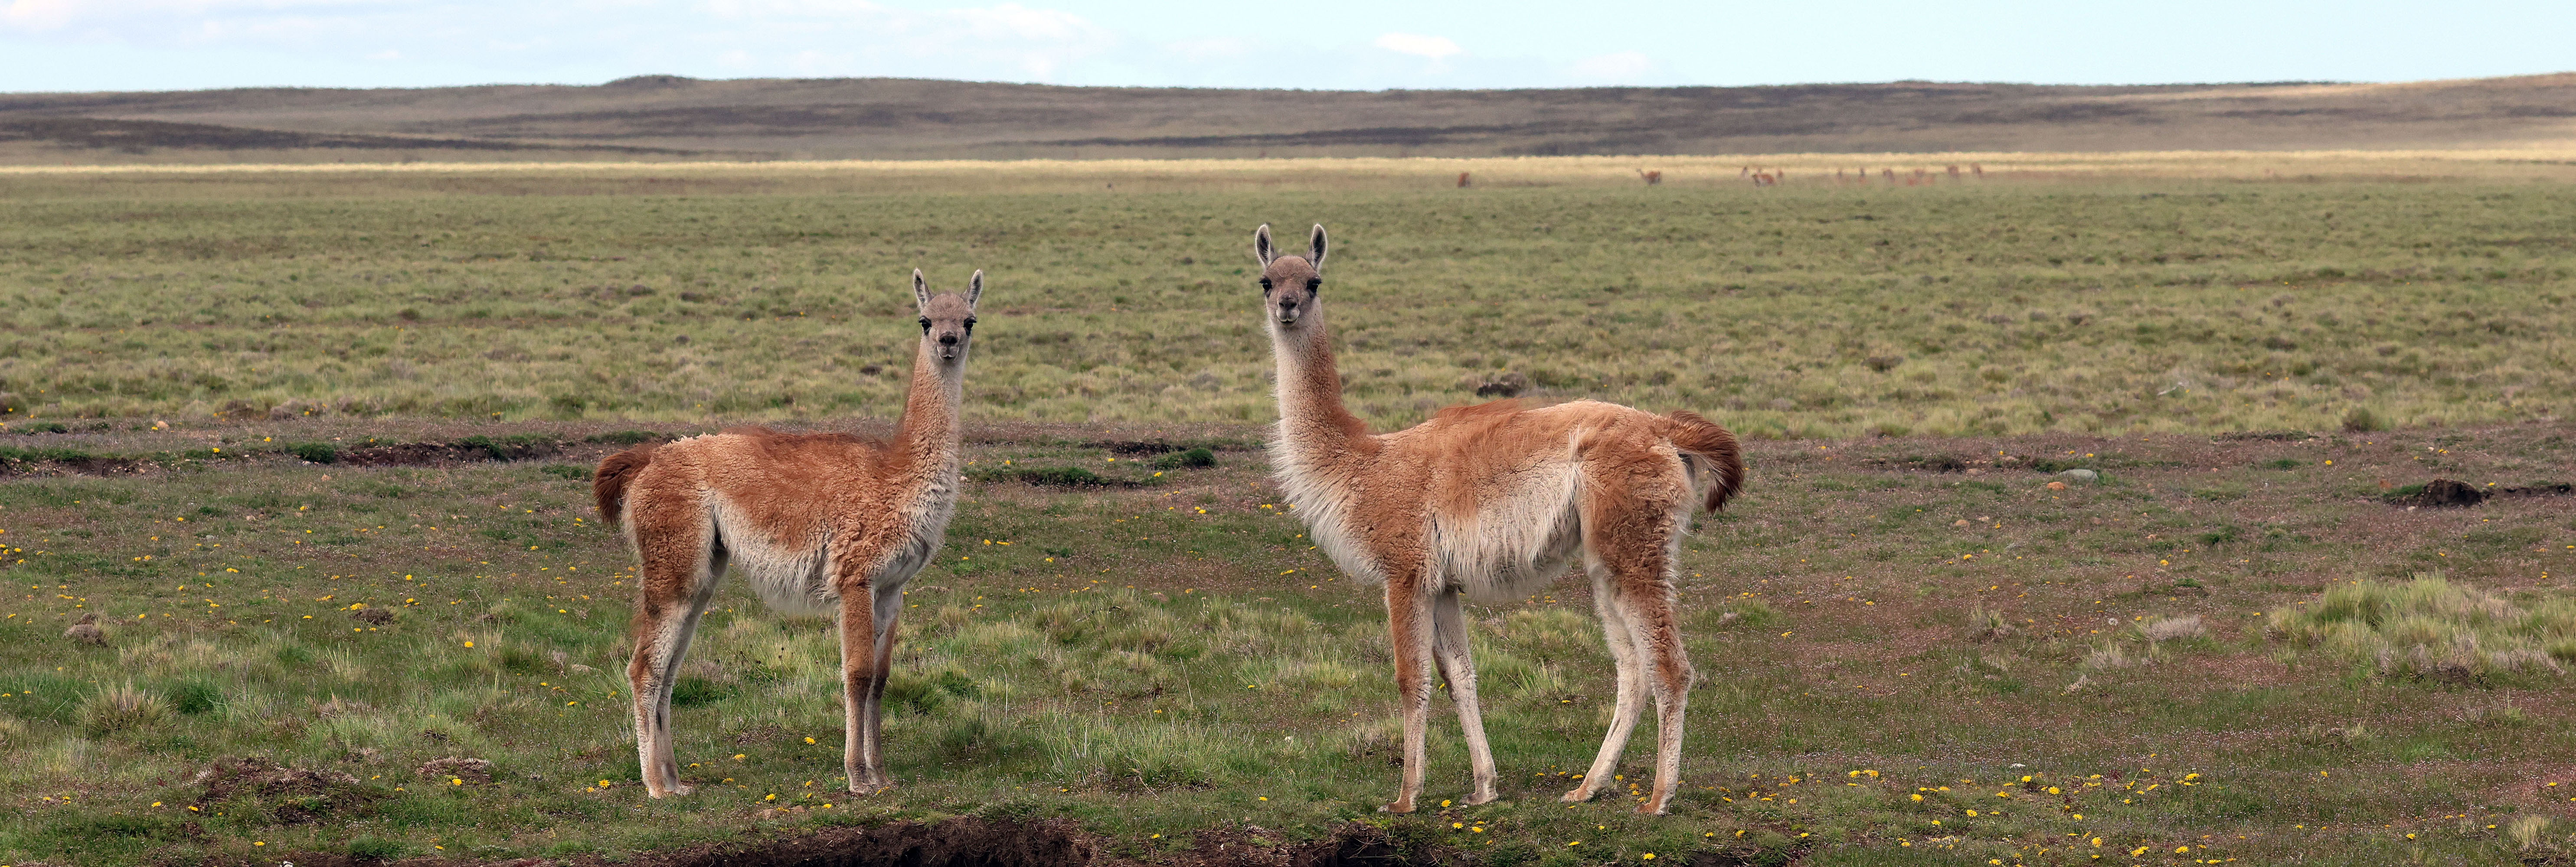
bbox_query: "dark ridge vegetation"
[4,73,2574,162]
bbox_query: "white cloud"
[1568,50,1654,83]
[1370,32,1458,61]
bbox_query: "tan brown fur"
[1252,223,1744,815]
[603,269,984,798]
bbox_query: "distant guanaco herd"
[1454,165,1987,189]
[599,222,1744,815]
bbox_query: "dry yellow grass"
[7,148,2576,183]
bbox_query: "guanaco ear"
[911,269,931,313]
[1306,224,1327,274]
[965,270,984,308]
[1252,223,1276,268]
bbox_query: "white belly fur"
[1427,461,1585,603]
[706,493,951,616]
[1281,448,1587,605]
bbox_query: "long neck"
[1270,310,1370,455]
[889,339,965,482]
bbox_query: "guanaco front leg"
[1380,577,1436,813]
[837,583,884,794]
[1430,589,1498,805]
[857,580,903,790]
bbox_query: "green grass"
[2,165,2572,437]
[4,162,2576,864]
[4,419,2574,864]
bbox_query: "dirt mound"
[528,819,1455,867]
[622,817,1093,867]
[418,756,494,783]
[192,756,360,802]
[190,756,379,824]
[2410,478,2489,507]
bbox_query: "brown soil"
[258,819,1458,867]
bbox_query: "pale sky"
[2,0,2569,94]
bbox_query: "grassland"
[3,154,2574,440]
[2,157,2575,866]
[3,418,2574,866]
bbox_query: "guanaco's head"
[911,268,982,364]
[1251,223,1327,331]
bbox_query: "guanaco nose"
[938,333,958,345]
[1278,298,1300,313]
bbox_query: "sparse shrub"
[1708,597,1778,630]
[2341,407,2386,432]
[166,679,221,715]
[499,645,548,675]
[539,464,591,480]
[669,675,732,707]
[988,466,1109,486]
[2462,696,2531,728]
[348,836,409,861]
[1863,355,1904,372]
[456,433,559,461]
[2296,722,2373,746]
[287,442,338,463]
[2190,484,2246,502]
[1151,447,1216,469]
[1968,603,2014,641]
[80,681,170,734]
[2084,642,2137,670]
[2140,615,2207,643]
[2508,815,2551,849]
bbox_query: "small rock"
[64,612,105,646]
[2057,469,2100,484]
[569,663,596,675]
[2046,481,2068,490]
[1149,592,1169,602]
[1952,519,1971,527]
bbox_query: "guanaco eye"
[1305,278,1321,291]
[1258,278,1273,290]
[962,317,976,331]
[918,318,931,332]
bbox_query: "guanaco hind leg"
[628,525,723,798]
[1618,538,1694,815]
[1565,562,1649,805]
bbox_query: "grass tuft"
[2139,615,2208,642]
[2268,574,2574,683]
[78,681,169,735]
